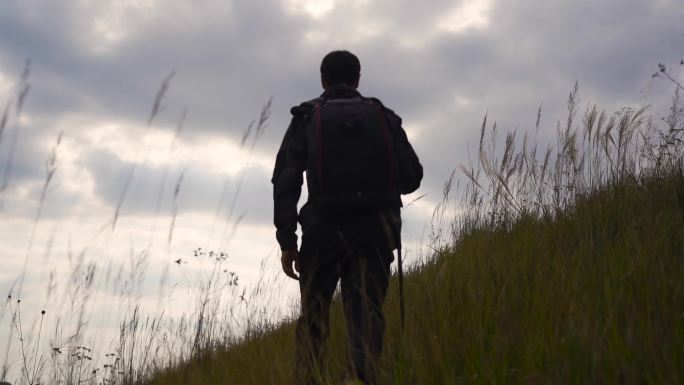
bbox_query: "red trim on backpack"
[314,106,325,192]
[376,103,396,187]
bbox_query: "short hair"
[320,50,361,86]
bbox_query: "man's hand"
[281,249,300,280]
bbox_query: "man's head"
[320,50,361,90]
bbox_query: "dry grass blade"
[0,102,10,144]
[459,165,483,191]
[150,107,189,248]
[148,70,176,127]
[112,71,176,231]
[0,60,31,208]
[168,168,186,246]
[16,131,62,297]
[208,96,270,245]
[222,98,273,246]
[405,193,427,207]
[535,103,543,134]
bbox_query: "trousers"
[295,212,394,385]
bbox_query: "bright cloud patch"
[0,70,12,98]
[61,116,273,177]
[285,0,337,18]
[438,0,493,33]
[82,0,157,54]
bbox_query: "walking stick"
[380,211,405,330]
[397,239,405,330]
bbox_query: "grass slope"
[146,175,684,385]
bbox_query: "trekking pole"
[397,239,405,330]
[380,211,405,330]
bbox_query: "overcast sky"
[0,0,682,368]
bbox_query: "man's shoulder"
[362,96,400,117]
[290,97,322,116]
[289,94,402,123]
[364,96,402,126]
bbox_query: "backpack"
[303,93,400,212]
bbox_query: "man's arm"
[385,109,423,194]
[271,111,307,251]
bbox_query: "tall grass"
[0,66,283,385]
[0,59,682,385]
[144,82,683,384]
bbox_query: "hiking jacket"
[272,85,423,251]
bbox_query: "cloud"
[0,0,680,217]
[83,144,274,225]
[0,0,680,242]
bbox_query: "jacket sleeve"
[386,109,423,194]
[271,110,308,251]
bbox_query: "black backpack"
[303,93,400,212]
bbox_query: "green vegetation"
[143,86,684,384]
[146,174,684,385]
[2,62,683,384]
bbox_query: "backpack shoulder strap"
[364,97,403,130]
[364,96,385,107]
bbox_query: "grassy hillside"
[143,173,684,384]
[138,87,684,384]
[2,62,683,384]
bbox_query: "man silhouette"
[272,50,422,385]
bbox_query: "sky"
[0,0,682,374]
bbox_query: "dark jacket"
[272,85,423,251]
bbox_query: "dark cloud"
[0,1,313,145]
[0,0,682,231]
[0,116,63,204]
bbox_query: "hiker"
[272,50,422,385]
